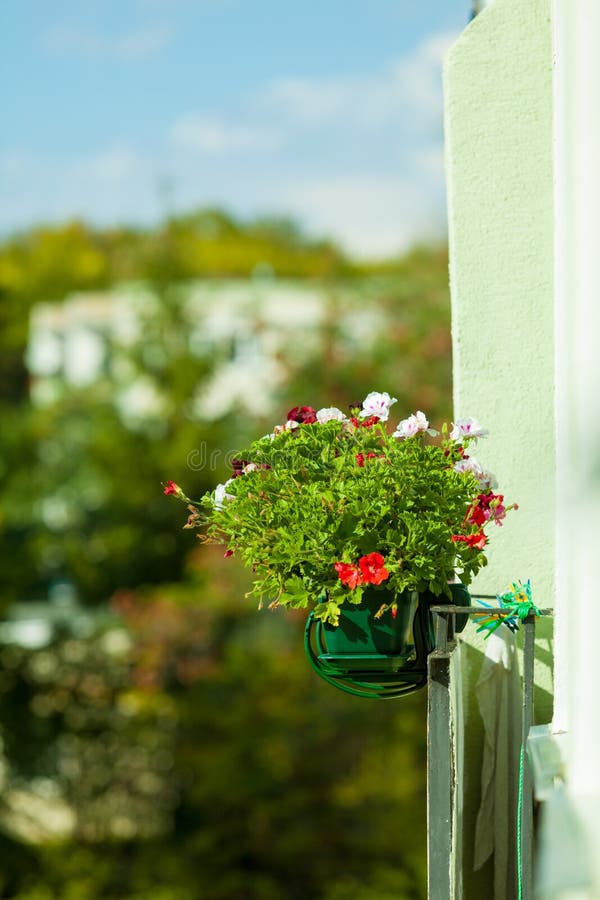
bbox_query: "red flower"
[467,503,488,527]
[451,532,487,550]
[360,415,380,428]
[350,416,360,427]
[224,549,234,558]
[356,452,385,468]
[334,562,363,589]
[163,481,180,496]
[287,405,318,424]
[358,552,390,585]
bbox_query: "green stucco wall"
[444,0,554,894]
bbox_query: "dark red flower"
[358,552,390,585]
[231,458,250,478]
[287,405,318,424]
[467,492,506,526]
[163,481,180,496]
[445,444,468,460]
[334,562,363,589]
[224,549,234,558]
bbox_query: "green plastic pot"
[304,582,471,699]
[322,589,419,659]
[323,582,471,655]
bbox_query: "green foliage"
[0,211,457,899]
[178,417,491,624]
[0,584,427,900]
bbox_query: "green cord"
[517,744,524,900]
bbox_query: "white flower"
[450,417,489,442]
[214,478,235,510]
[359,391,397,422]
[243,463,259,474]
[454,456,483,477]
[454,457,498,490]
[316,407,348,424]
[479,469,498,491]
[272,419,300,436]
[393,410,438,439]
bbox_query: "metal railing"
[427,601,553,900]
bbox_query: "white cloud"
[169,114,282,155]
[282,175,447,258]
[169,29,456,157]
[0,151,30,178]
[257,31,457,134]
[44,24,172,61]
[0,145,155,232]
[4,30,458,255]
[71,146,142,182]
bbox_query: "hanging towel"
[473,628,522,899]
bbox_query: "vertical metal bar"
[427,646,454,900]
[520,614,535,898]
[434,611,449,652]
[447,612,455,644]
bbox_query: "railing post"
[427,605,550,899]
[427,613,455,900]
[520,614,536,898]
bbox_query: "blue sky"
[1,1,472,256]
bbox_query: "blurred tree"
[0,212,451,899]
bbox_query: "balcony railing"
[427,601,553,900]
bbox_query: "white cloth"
[473,629,522,899]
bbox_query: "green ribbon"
[474,579,540,638]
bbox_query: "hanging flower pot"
[304,583,471,699]
[322,588,419,658]
[165,391,512,699]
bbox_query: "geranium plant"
[165,392,516,626]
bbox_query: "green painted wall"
[444,0,553,894]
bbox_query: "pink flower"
[359,391,397,423]
[450,417,489,442]
[163,481,180,496]
[393,410,438,439]
[453,457,498,490]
